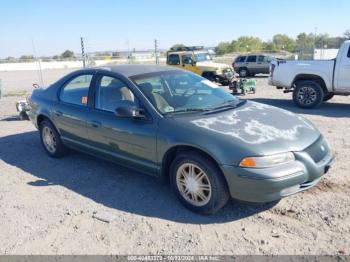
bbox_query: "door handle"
[54,110,62,117]
[90,120,101,128]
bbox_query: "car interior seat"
[137,82,169,113]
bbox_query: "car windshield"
[131,71,241,115]
[195,52,212,62]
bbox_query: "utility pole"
[154,39,159,65]
[81,37,86,68]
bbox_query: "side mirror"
[115,106,147,120]
[33,83,40,89]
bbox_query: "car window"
[235,56,246,63]
[182,54,193,64]
[95,76,138,112]
[131,71,240,114]
[247,56,257,63]
[348,47,350,58]
[168,54,180,65]
[60,74,93,106]
[258,55,265,62]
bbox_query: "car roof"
[95,64,179,77]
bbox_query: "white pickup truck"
[269,40,350,108]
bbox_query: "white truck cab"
[269,41,350,108]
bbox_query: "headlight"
[239,152,295,168]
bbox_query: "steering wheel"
[182,87,198,97]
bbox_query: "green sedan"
[28,65,334,214]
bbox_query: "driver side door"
[86,73,158,175]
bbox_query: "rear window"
[235,56,246,63]
[247,56,257,63]
[168,54,180,65]
[60,74,92,106]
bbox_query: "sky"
[1,0,349,58]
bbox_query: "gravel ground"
[0,72,349,255]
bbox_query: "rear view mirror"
[115,106,147,120]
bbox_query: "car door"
[257,55,271,74]
[53,71,95,145]
[181,54,202,75]
[86,73,158,175]
[246,55,258,74]
[335,46,350,92]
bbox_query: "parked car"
[28,65,333,214]
[269,40,350,108]
[233,54,273,77]
[167,46,237,87]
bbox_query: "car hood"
[196,61,231,71]
[169,101,320,162]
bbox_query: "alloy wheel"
[297,86,317,105]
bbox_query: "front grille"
[304,136,329,163]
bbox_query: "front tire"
[39,120,68,158]
[293,81,324,109]
[170,151,229,214]
[239,68,249,78]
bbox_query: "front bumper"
[220,137,334,203]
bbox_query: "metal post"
[155,39,159,65]
[81,37,86,68]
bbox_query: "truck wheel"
[239,68,249,78]
[170,151,229,214]
[293,81,324,109]
[323,93,334,102]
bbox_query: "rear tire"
[293,81,324,109]
[39,120,68,158]
[170,151,230,214]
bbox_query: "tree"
[19,55,34,60]
[235,36,262,52]
[61,50,75,58]
[295,33,314,51]
[262,41,277,52]
[215,42,232,55]
[170,44,186,50]
[272,34,295,52]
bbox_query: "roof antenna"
[31,38,44,87]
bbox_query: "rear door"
[181,53,202,75]
[53,71,95,144]
[335,45,350,92]
[246,55,258,74]
[86,73,158,175]
[257,55,272,74]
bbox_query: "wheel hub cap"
[42,126,56,153]
[176,163,212,207]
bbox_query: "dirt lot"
[0,73,349,255]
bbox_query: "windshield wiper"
[209,100,239,110]
[165,108,210,115]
